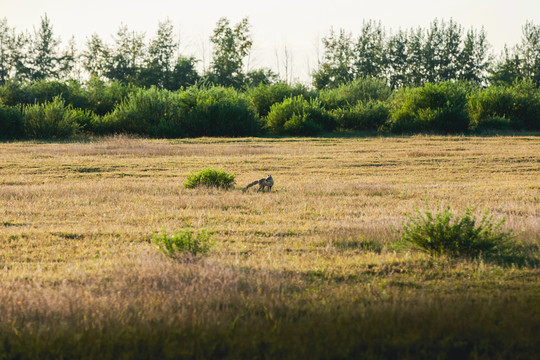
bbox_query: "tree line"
[0,16,539,89]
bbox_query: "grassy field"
[0,135,539,359]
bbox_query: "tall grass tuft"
[400,204,518,264]
[153,226,213,258]
[184,168,236,189]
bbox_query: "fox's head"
[266,174,272,180]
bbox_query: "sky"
[2,0,540,83]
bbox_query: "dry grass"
[0,134,539,358]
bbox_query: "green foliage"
[153,226,213,258]
[319,77,392,110]
[333,100,389,131]
[247,82,313,118]
[103,87,186,136]
[22,97,79,139]
[312,28,355,90]
[104,86,259,138]
[184,168,236,189]
[208,17,252,88]
[266,96,337,135]
[390,82,471,133]
[0,104,24,139]
[401,204,517,264]
[0,81,33,106]
[468,80,540,131]
[184,86,260,137]
[85,77,136,116]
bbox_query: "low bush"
[266,96,337,135]
[153,226,213,258]
[184,168,236,189]
[333,100,390,131]
[390,82,471,133]
[22,97,80,139]
[400,204,517,264]
[0,104,24,140]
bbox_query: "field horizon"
[0,135,539,359]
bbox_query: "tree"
[141,19,178,88]
[245,68,278,88]
[169,56,200,90]
[82,33,110,79]
[0,18,13,84]
[438,19,463,82]
[29,14,61,81]
[489,21,540,86]
[519,21,540,84]
[386,30,408,89]
[312,28,355,89]
[490,46,522,86]
[208,17,252,88]
[459,28,490,84]
[406,27,425,86]
[105,24,145,84]
[354,20,386,80]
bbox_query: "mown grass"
[0,134,539,359]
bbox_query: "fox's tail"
[245,180,259,189]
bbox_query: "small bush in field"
[23,97,80,139]
[0,104,24,139]
[400,204,516,263]
[153,227,213,258]
[184,168,236,189]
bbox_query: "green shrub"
[70,108,99,132]
[23,97,80,139]
[266,96,337,135]
[104,86,260,138]
[319,77,392,111]
[85,78,137,116]
[247,82,314,118]
[472,116,513,132]
[103,87,186,137]
[400,204,516,263]
[153,227,213,258]
[0,81,32,106]
[184,86,260,137]
[390,82,471,133]
[333,100,390,131]
[184,168,236,189]
[0,104,24,140]
[468,80,540,131]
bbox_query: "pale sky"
[2,0,540,83]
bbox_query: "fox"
[245,174,274,192]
